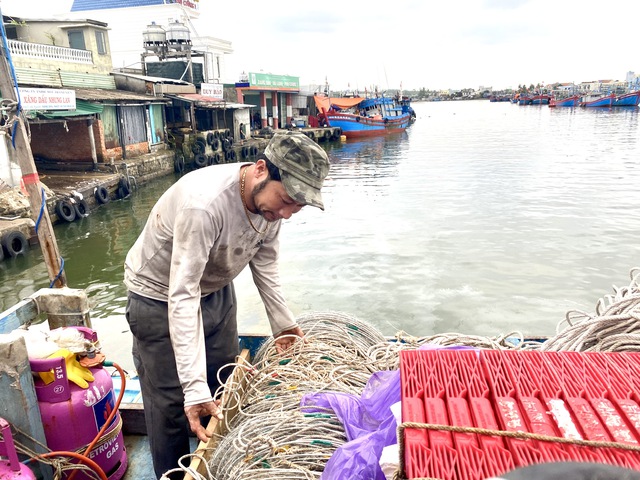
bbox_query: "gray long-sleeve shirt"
[124,163,296,405]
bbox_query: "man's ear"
[254,159,268,179]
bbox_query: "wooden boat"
[579,92,615,107]
[530,94,551,105]
[612,90,640,107]
[549,94,580,107]
[314,93,415,139]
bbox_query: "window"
[95,30,106,55]
[5,25,17,40]
[68,30,85,50]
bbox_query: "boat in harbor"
[530,93,551,105]
[579,92,615,107]
[612,90,640,107]
[314,93,415,139]
[549,94,580,107]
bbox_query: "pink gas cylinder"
[29,327,127,480]
[0,417,36,480]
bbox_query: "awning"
[166,93,253,109]
[28,99,103,119]
[314,95,364,112]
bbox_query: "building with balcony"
[1,14,169,177]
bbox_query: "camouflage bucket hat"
[264,131,330,210]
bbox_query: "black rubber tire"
[174,154,185,173]
[323,130,332,140]
[224,129,231,138]
[214,153,222,164]
[194,153,208,168]
[222,138,231,152]
[241,146,249,159]
[251,146,259,156]
[332,128,342,139]
[95,186,110,204]
[191,140,206,155]
[211,138,220,150]
[230,149,236,161]
[207,155,216,166]
[213,130,220,140]
[206,132,215,145]
[2,230,28,257]
[307,131,315,140]
[117,177,131,199]
[55,199,76,222]
[73,199,90,218]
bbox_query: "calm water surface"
[2,100,640,370]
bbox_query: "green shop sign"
[249,72,299,89]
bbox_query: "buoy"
[340,135,347,142]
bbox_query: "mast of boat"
[0,11,67,287]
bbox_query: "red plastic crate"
[400,349,640,479]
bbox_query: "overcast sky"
[2,0,639,92]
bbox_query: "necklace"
[240,166,268,234]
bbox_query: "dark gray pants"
[125,286,239,479]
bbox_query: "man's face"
[251,179,304,222]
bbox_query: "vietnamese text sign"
[248,73,299,89]
[20,88,76,111]
[201,83,223,99]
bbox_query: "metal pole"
[0,17,66,287]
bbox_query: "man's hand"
[274,326,304,353]
[184,400,223,443]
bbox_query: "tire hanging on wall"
[194,153,208,168]
[251,146,259,156]
[211,139,220,151]
[174,154,185,174]
[206,132,215,145]
[117,177,132,199]
[241,146,249,159]
[191,140,206,155]
[73,199,90,218]
[55,199,76,222]
[95,186,110,204]
[2,230,28,257]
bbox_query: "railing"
[8,39,93,64]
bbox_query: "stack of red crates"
[400,349,640,479]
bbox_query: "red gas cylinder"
[0,417,36,480]
[29,327,127,480]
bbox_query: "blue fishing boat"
[314,93,415,139]
[579,92,615,107]
[612,90,640,107]
[549,95,580,107]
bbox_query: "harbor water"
[1,100,639,370]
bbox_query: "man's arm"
[168,208,217,406]
[248,224,302,343]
